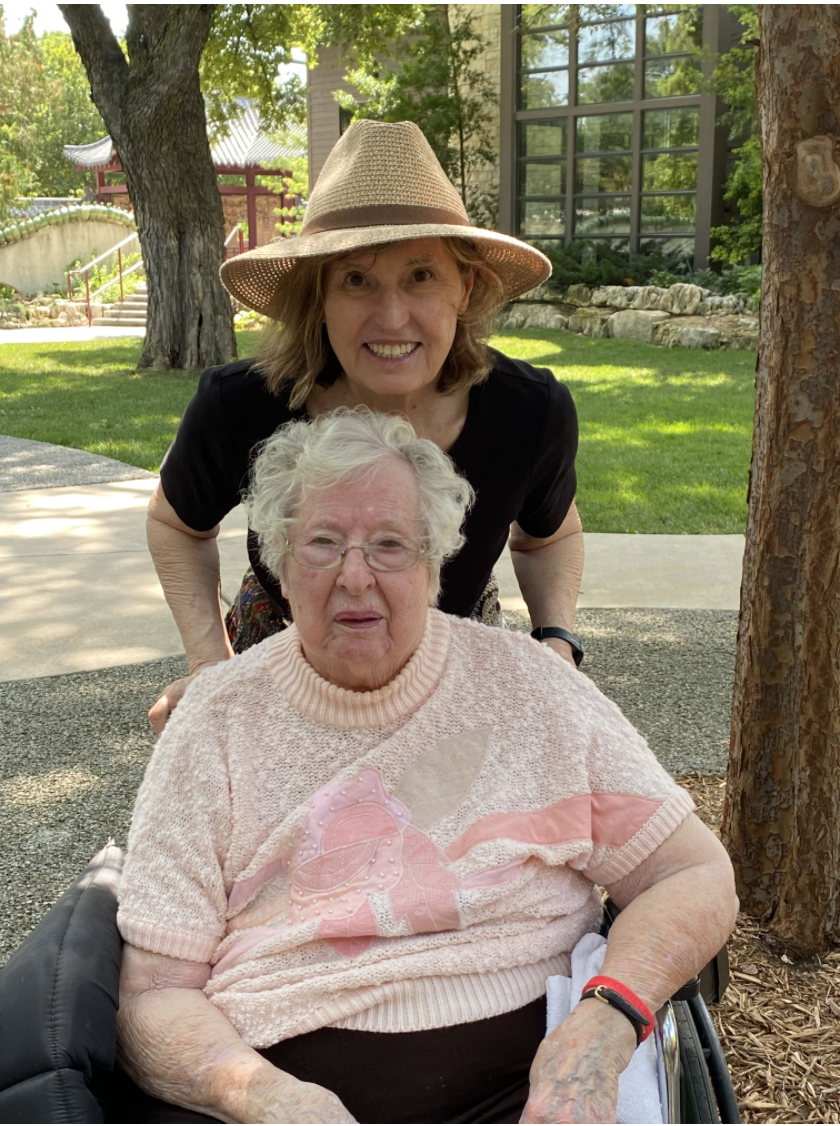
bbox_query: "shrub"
[539,240,692,291]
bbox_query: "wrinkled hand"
[148,659,226,734]
[520,999,636,1124]
[148,677,196,734]
[221,1065,357,1124]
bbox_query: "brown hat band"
[301,202,470,237]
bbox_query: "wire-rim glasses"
[286,533,428,572]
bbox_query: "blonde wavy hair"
[254,237,506,408]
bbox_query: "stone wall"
[499,282,759,350]
[0,221,140,297]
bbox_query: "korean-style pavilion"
[63,102,301,250]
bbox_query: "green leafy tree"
[34,31,108,196]
[336,5,498,224]
[0,11,106,210]
[710,5,761,264]
[0,9,42,220]
[57,3,420,371]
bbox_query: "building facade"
[307,4,740,271]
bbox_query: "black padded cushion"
[0,844,124,1123]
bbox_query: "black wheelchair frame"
[0,847,741,1124]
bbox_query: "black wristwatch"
[530,626,584,667]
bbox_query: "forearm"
[509,503,584,632]
[147,510,233,674]
[510,530,583,630]
[602,855,737,1012]
[117,985,276,1123]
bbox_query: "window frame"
[513,3,704,262]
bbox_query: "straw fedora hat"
[220,119,551,317]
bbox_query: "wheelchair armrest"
[0,844,124,1123]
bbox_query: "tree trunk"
[59,4,235,371]
[722,6,840,956]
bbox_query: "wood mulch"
[676,772,840,1125]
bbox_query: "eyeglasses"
[286,533,428,572]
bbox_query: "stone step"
[91,315,147,327]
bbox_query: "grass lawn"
[491,330,756,534]
[0,328,755,534]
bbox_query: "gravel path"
[0,609,736,967]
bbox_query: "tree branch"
[58,4,128,127]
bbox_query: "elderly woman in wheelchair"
[11,409,738,1124]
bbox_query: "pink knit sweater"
[118,611,694,1048]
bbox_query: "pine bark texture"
[723,7,840,954]
[59,5,236,370]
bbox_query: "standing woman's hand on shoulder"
[147,660,226,735]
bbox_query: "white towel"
[545,933,664,1125]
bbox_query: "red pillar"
[246,169,257,249]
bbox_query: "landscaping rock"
[630,285,667,311]
[590,285,626,308]
[568,307,612,337]
[720,317,759,350]
[609,308,670,343]
[565,283,593,306]
[659,283,703,316]
[680,326,721,349]
[501,308,526,329]
[521,283,553,303]
[653,319,720,349]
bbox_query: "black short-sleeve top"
[159,348,578,618]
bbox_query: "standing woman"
[148,120,584,731]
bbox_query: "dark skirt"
[225,568,504,654]
[95,997,546,1124]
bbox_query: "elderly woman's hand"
[520,999,636,1124]
[220,1065,357,1123]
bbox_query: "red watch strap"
[580,975,655,1043]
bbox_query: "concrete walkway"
[1,326,145,344]
[0,448,744,681]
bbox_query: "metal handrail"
[225,223,245,256]
[66,230,143,326]
[89,255,144,302]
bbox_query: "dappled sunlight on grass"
[0,328,755,533]
[491,328,756,533]
[0,333,258,471]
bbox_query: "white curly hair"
[243,406,475,595]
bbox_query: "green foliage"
[0,8,42,220]
[201,6,306,137]
[538,240,689,290]
[66,249,144,304]
[709,6,761,264]
[264,123,308,236]
[336,5,498,220]
[0,10,106,212]
[201,5,421,138]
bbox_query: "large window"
[639,105,699,259]
[514,4,703,265]
[644,6,703,98]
